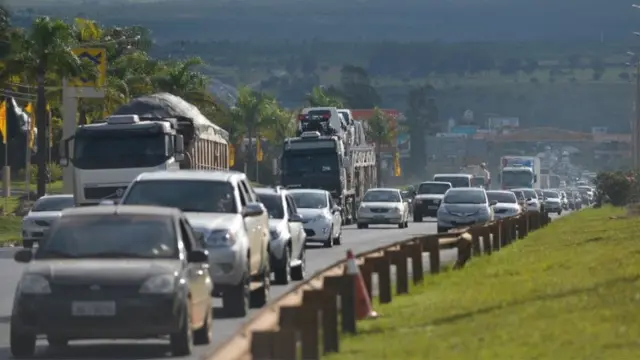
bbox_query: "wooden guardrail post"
[454,233,472,269]
[388,247,409,295]
[424,235,441,273]
[339,274,357,334]
[403,240,424,284]
[520,213,528,238]
[322,276,343,353]
[374,253,392,304]
[481,226,492,255]
[500,220,509,246]
[251,331,276,360]
[299,290,323,360]
[471,230,482,256]
[491,223,501,251]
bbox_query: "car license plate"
[428,206,438,210]
[374,215,385,219]
[72,301,116,316]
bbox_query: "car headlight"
[207,229,236,247]
[139,274,176,294]
[312,214,329,222]
[19,274,51,294]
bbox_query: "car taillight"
[297,114,306,121]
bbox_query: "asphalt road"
[0,219,451,359]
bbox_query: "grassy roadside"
[327,207,640,360]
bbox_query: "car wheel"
[47,336,69,348]
[250,262,270,308]
[193,305,212,345]
[170,304,193,356]
[413,213,423,222]
[10,325,36,358]
[398,222,404,229]
[557,210,562,215]
[22,240,33,249]
[273,245,290,285]
[333,228,342,246]
[323,226,334,248]
[290,247,305,281]
[357,223,368,229]
[223,269,249,318]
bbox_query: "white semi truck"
[498,156,541,190]
[60,93,229,206]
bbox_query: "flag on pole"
[25,103,36,149]
[393,151,401,177]
[0,101,7,143]
[229,144,235,167]
[256,137,263,162]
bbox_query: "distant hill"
[5,0,640,42]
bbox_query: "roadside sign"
[68,48,107,87]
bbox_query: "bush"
[594,171,639,206]
[16,163,64,183]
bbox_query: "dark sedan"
[10,205,213,358]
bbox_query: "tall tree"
[339,65,381,108]
[232,87,272,180]
[365,108,394,186]
[4,17,95,196]
[406,84,439,178]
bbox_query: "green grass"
[0,216,22,246]
[8,181,64,194]
[326,206,640,360]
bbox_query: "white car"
[288,189,342,248]
[21,194,74,248]
[120,170,270,318]
[486,191,521,219]
[255,187,306,284]
[357,188,410,229]
[512,188,541,212]
[543,190,563,215]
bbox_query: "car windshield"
[433,176,470,188]
[35,214,177,259]
[519,189,537,199]
[31,197,75,212]
[291,192,328,209]
[512,191,525,200]
[121,180,237,213]
[418,183,450,194]
[256,193,284,219]
[363,190,401,203]
[544,191,559,198]
[487,192,517,204]
[444,190,487,204]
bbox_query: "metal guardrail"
[207,211,551,360]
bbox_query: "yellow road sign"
[69,48,107,87]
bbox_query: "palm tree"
[233,87,273,180]
[306,86,343,107]
[4,17,96,196]
[366,108,394,186]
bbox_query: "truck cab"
[60,115,185,206]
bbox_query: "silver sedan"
[21,194,74,248]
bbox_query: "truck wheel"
[357,223,368,229]
[413,213,423,222]
[323,227,334,248]
[223,272,249,317]
[250,262,270,308]
[10,325,36,358]
[273,246,290,285]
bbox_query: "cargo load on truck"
[61,93,229,206]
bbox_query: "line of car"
[11,170,417,358]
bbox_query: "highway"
[0,219,452,359]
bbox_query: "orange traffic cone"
[345,249,379,320]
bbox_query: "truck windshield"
[502,170,533,188]
[282,152,338,175]
[74,132,169,170]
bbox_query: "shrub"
[16,163,64,183]
[594,171,639,206]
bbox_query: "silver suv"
[120,170,270,317]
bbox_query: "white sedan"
[22,194,74,248]
[357,188,410,229]
[486,190,522,219]
[288,189,342,248]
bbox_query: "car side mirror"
[14,249,33,263]
[99,200,115,206]
[59,136,74,168]
[242,202,264,217]
[489,200,498,206]
[289,213,303,222]
[332,205,341,213]
[187,249,208,263]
